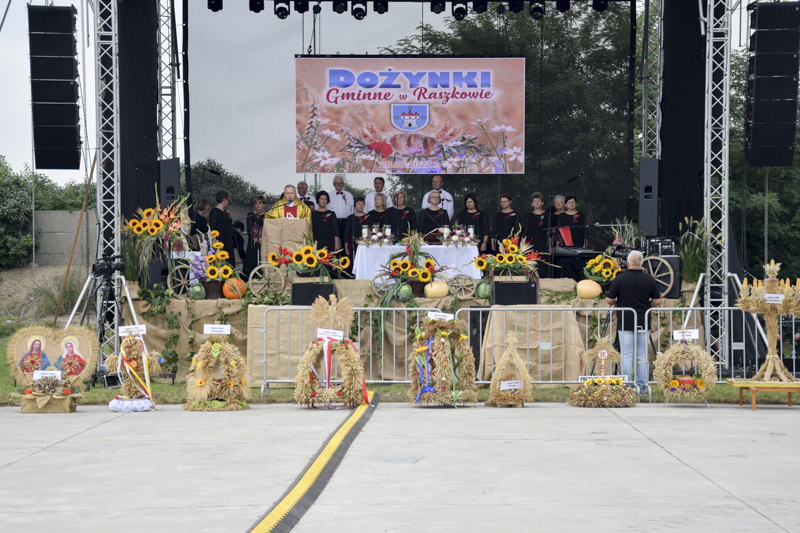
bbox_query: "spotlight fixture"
[556,0,570,12]
[274,0,290,18]
[508,0,523,13]
[431,0,445,14]
[452,1,468,20]
[294,1,309,14]
[352,0,367,19]
[249,0,264,13]
[592,0,608,11]
[530,0,544,19]
[313,4,321,14]
[374,0,388,14]
[207,0,222,12]
[473,0,487,14]
[333,0,347,14]
[496,3,506,14]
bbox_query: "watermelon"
[396,283,413,302]
[475,281,491,300]
[188,284,206,300]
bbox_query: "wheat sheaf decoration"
[487,332,533,407]
[568,336,636,408]
[183,334,250,412]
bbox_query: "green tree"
[182,158,278,207]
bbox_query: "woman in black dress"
[523,192,549,254]
[343,197,370,259]
[367,193,390,229]
[388,190,416,241]
[455,193,490,254]
[558,195,587,281]
[491,193,522,252]
[208,190,235,260]
[243,195,266,277]
[311,191,340,253]
[418,190,450,235]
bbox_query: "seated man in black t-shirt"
[605,250,662,394]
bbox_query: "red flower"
[406,244,411,255]
[62,388,72,395]
[392,268,400,275]
[427,265,434,272]
[573,214,579,223]
[24,388,32,395]
[367,142,393,157]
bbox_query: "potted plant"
[268,237,349,305]
[187,230,237,299]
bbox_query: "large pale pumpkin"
[576,279,602,299]
[223,278,247,299]
[423,280,449,299]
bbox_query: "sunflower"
[516,255,527,264]
[151,220,164,231]
[301,245,314,256]
[268,252,279,265]
[408,268,421,278]
[304,255,318,268]
[213,242,224,249]
[205,254,216,264]
[419,270,432,282]
[127,219,140,230]
[399,259,411,271]
[217,250,230,261]
[614,378,622,385]
[139,220,150,230]
[148,226,158,236]
[593,264,603,274]
[601,258,615,270]
[593,254,603,263]
[206,266,220,279]
[594,378,605,386]
[212,230,220,238]
[423,258,435,270]
[133,225,144,235]
[240,377,246,386]
[601,268,612,278]
[317,249,328,259]
[696,379,705,388]
[586,257,597,268]
[339,257,351,269]
[583,379,593,386]
[507,244,519,253]
[220,265,233,278]
[196,379,206,387]
[226,380,235,388]
[496,254,507,264]
[142,208,155,219]
[502,239,510,247]
[292,251,305,264]
[475,257,487,270]
[390,259,400,270]
[669,379,679,388]
[613,269,621,279]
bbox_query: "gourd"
[223,278,248,299]
[423,280,449,299]
[576,279,602,299]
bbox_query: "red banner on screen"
[295,57,525,175]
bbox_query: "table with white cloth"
[353,244,481,280]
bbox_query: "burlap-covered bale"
[262,218,310,260]
[184,334,250,411]
[488,332,533,406]
[20,395,79,413]
[409,318,477,406]
[479,305,583,382]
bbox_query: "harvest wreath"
[183,334,250,411]
[653,338,716,405]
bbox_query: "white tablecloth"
[353,244,481,280]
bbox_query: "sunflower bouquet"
[567,377,637,408]
[583,254,621,285]
[377,231,446,306]
[473,234,540,281]
[267,237,349,283]
[187,230,236,282]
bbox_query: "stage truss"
[641,0,663,160]
[158,0,176,159]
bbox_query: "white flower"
[471,118,489,125]
[371,235,378,241]
[311,117,331,124]
[358,153,374,160]
[491,124,516,132]
[442,157,460,171]
[322,129,341,140]
[312,149,340,166]
[451,235,459,242]
[464,236,471,243]
[507,146,524,162]
[313,149,331,159]
[383,238,390,244]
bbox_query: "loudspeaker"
[28,5,81,170]
[638,157,661,237]
[159,158,181,205]
[746,2,800,167]
[492,281,538,305]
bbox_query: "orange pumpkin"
[223,278,247,299]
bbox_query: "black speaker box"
[751,3,800,30]
[492,281,538,305]
[31,80,79,103]
[30,56,78,80]
[747,99,798,124]
[746,145,795,167]
[748,76,799,101]
[291,283,337,306]
[638,157,661,237]
[158,158,181,205]
[748,53,800,77]
[28,5,76,33]
[33,126,80,149]
[29,33,76,57]
[749,29,800,53]
[33,149,81,170]
[32,103,79,126]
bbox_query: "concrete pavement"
[1,403,800,532]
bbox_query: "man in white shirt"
[296,180,318,209]
[421,175,454,219]
[327,174,354,235]
[364,176,394,213]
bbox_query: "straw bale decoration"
[184,334,250,411]
[568,336,637,408]
[409,317,477,407]
[487,332,533,407]
[9,325,98,413]
[294,295,369,408]
[653,337,716,405]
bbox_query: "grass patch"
[33,271,84,316]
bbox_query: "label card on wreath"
[33,370,61,381]
[119,324,147,337]
[428,311,455,321]
[204,324,231,335]
[579,374,629,381]
[672,329,699,341]
[765,293,785,304]
[317,328,344,341]
[500,380,523,390]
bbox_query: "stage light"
[556,0,570,12]
[496,3,506,14]
[313,4,322,14]
[333,0,347,14]
[352,0,367,19]
[294,1,309,14]
[249,0,264,13]
[473,0,487,14]
[374,0,388,14]
[509,0,523,13]
[207,0,222,12]
[431,0,445,14]
[274,0,290,18]
[452,1,468,20]
[530,0,544,19]
[592,0,608,11]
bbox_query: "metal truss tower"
[641,0,664,159]
[158,0,176,159]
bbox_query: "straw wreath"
[653,340,716,401]
[488,332,533,406]
[183,334,250,411]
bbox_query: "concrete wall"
[34,210,97,268]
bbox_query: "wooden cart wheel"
[642,256,674,298]
[448,274,477,298]
[167,264,193,298]
[248,263,286,295]
[371,273,396,297]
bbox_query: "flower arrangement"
[473,234,540,280]
[126,192,190,284]
[568,377,637,408]
[442,225,475,247]
[187,230,236,282]
[267,237,349,283]
[583,254,621,285]
[377,231,446,306]
[357,226,394,247]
